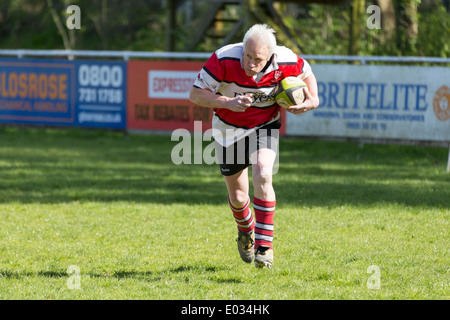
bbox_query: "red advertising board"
[126,60,286,134]
[127,60,212,132]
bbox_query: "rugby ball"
[274,76,308,108]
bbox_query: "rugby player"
[190,24,319,269]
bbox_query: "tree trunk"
[396,0,420,55]
[349,0,365,55]
[375,0,396,38]
[47,0,71,50]
[47,0,77,58]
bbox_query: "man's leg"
[225,167,250,209]
[251,148,277,269]
[224,168,255,263]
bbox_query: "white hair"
[243,24,277,57]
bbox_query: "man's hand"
[189,87,253,112]
[227,94,253,112]
[285,88,319,115]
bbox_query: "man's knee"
[228,189,249,208]
[253,160,273,184]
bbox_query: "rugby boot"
[254,245,273,269]
[236,229,255,263]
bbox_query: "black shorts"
[214,121,281,176]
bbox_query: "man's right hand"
[227,94,253,112]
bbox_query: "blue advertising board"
[74,60,126,129]
[0,58,126,129]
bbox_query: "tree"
[47,0,76,52]
[349,0,365,55]
[396,0,421,55]
[375,0,396,41]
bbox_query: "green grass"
[0,127,448,300]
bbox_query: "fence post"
[447,146,450,173]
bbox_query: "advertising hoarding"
[127,60,212,132]
[287,64,450,145]
[0,58,127,129]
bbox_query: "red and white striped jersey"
[193,42,312,146]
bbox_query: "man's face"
[243,38,270,77]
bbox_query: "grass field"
[0,126,448,300]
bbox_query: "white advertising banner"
[286,64,450,145]
[148,70,198,100]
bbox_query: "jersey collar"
[241,53,279,83]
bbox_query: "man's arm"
[189,87,253,113]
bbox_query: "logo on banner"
[148,70,197,100]
[433,85,450,121]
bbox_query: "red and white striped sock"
[228,196,255,233]
[253,197,275,249]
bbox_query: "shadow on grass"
[0,164,226,205]
[275,178,450,209]
[0,128,448,209]
[0,264,237,285]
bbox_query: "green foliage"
[285,4,351,55]
[0,0,167,51]
[285,1,449,57]
[0,1,449,55]
[417,4,450,57]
